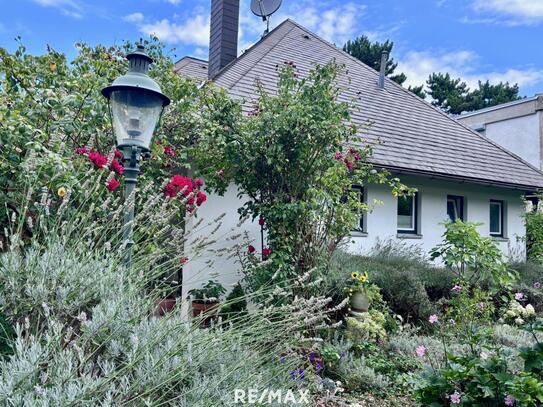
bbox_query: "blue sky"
[1,0,543,96]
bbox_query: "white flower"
[525,304,535,315]
[515,317,525,326]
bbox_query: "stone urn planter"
[351,291,370,313]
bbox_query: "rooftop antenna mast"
[251,0,282,36]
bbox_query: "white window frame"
[489,200,504,237]
[397,194,417,233]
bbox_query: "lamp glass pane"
[110,89,163,149]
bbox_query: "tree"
[426,73,470,114]
[467,80,520,111]
[426,74,521,114]
[343,35,407,86]
[408,84,427,99]
[193,62,413,294]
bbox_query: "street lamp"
[102,44,170,267]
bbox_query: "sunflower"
[351,272,359,280]
[358,271,369,283]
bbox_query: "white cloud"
[238,0,366,50]
[123,12,144,23]
[31,0,83,18]
[471,0,543,25]
[397,49,543,91]
[139,15,210,46]
[165,0,181,4]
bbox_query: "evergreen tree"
[426,73,470,114]
[343,36,406,86]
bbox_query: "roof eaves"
[457,95,541,119]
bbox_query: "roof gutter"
[374,164,540,193]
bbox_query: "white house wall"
[349,175,526,259]
[182,176,527,301]
[483,114,541,169]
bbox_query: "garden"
[0,38,542,406]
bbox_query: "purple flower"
[289,371,296,381]
[309,353,315,362]
[429,314,438,324]
[534,282,541,289]
[334,151,343,160]
[340,351,347,359]
[316,363,322,370]
[515,292,525,301]
[505,395,515,406]
[416,345,426,357]
[298,368,305,380]
[452,284,462,293]
[479,302,486,310]
[449,391,461,404]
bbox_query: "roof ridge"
[281,20,543,179]
[211,19,295,84]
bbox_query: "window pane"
[490,202,501,234]
[447,196,463,222]
[398,196,414,230]
[447,199,457,221]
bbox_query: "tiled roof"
[174,56,209,80]
[176,19,543,191]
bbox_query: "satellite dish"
[251,0,282,18]
[251,0,282,35]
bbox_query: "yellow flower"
[351,272,359,279]
[49,62,57,72]
[358,272,369,283]
[57,187,66,198]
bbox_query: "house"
[176,0,543,294]
[457,95,543,170]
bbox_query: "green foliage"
[0,314,15,357]
[430,220,515,289]
[194,62,412,295]
[524,202,543,263]
[187,280,226,301]
[510,262,543,312]
[346,311,388,343]
[342,35,406,85]
[426,73,520,114]
[220,283,248,317]
[330,246,454,323]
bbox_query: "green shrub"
[511,261,543,312]
[330,244,454,324]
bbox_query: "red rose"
[196,191,207,206]
[114,150,123,160]
[164,145,176,157]
[262,247,271,259]
[106,178,120,192]
[165,175,193,198]
[110,159,124,175]
[88,151,107,168]
[75,147,89,155]
[194,178,204,188]
[258,216,265,226]
[248,245,256,254]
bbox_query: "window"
[489,200,504,237]
[351,186,365,232]
[397,194,418,234]
[447,195,464,222]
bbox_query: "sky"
[1,0,543,96]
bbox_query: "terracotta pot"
[351,291,370,312]
[155,297,177,316]
[192,300,219,326]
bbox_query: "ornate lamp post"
[102,44,170,267]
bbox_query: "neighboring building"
[176,0,543,295]
[457,95,543,170]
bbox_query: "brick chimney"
[208,0,240,80]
